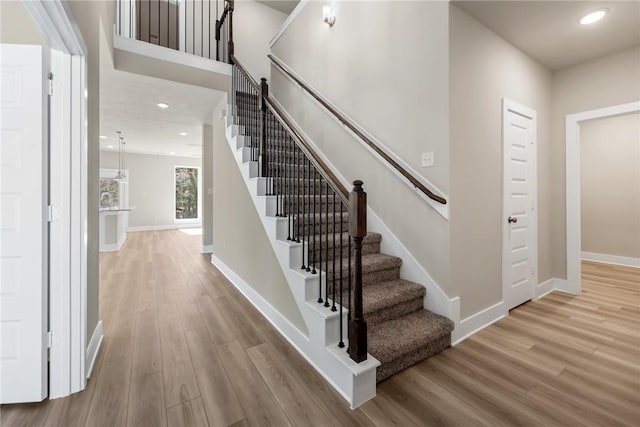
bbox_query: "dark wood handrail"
[229,54,260,91]
[231,54,349,204]
[268,54,447,206]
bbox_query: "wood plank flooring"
[1,231,638,426]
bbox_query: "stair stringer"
[219,114,380,409]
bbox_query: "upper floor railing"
[115,0,234,63]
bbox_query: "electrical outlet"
[421,152,435,167]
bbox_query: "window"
[174,166,200,221]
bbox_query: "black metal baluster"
[301,153,307,270]
[331,192,337,312]
[148,0,151,42]
[338,201,345,348]
[276,123,281,216]
[286,136,292,240]
[295,144,300,242]
[317,173,323,303]
[324,181,330,308]
[311,166,317,275]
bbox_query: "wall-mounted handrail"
[268,54,447,206]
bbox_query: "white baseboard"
[581,251,640,268]
[452,301,507,346]
[452,277,568,345]
[128,223,201,232]
[201,244,213,254]
[85,321,103,378]
[99,233,127,252]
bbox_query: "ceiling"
[453,1,640,70]
[255,0,299,15]
[99,61,224,158]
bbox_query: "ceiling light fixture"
[179,132,188,136]
[169,151,176,155]
[99,135,107,139]
[157,102,169,109]
[579,8,608,25]
[107,145,114,149]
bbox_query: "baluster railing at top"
[114,0,233,63]
[230,56,368,363]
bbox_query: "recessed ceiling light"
[107,145,114,149]
[169,151,175,155]
[179,132,188,136]
[157,102,169,109]
[580,9,608,25]
[99,135,107,139]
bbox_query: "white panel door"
[0,44,48,403]
[503,100,537,310]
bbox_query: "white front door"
[502,99,537,310]
[0,44,49,403]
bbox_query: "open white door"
[502,99,538,311]
[0,44,49,403]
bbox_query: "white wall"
[269,0,452,293]
[234,0,287,81]
[581,113,640,259]
[100,151,201,229]
[449,5,552,318]
[551,46,640,278]
[0,1,47,45]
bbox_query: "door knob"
[508,216,518,224]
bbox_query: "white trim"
[502,98,538,311]
[113,32,232,76]
[99,233,127,253]
[268,54,449,219]
[566,101,640,294]
[201,245,214,254]
[581,252,640,268]
[127,223,202,232]
[452,302,507,346]
[452,277,567,346]
[268,0,310,48]
[24,0,89,401]
[85,321,103,378]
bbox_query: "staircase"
[228,61,453,386]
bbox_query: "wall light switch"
[421,152,435,167]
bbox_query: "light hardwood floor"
[2,231,638,426]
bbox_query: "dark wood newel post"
[259,78,268,176]
[227,0,234,63]
[348,180,368,363]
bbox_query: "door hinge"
[48,205,57,222]
[47,331,53,348]
[48,72,54,96]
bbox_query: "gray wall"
[581,113,640,259]
[551,46,640,278]
[234,0,287,81]
[449,5,552,317]
[100,151,201,229]
[211,99,307,332]
[270,1,452,293]
[0,1,46,44]
[202,124,214,249]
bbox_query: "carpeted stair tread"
[359,279,425,316]
[309,232,380,247]
[368,310,454,365]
